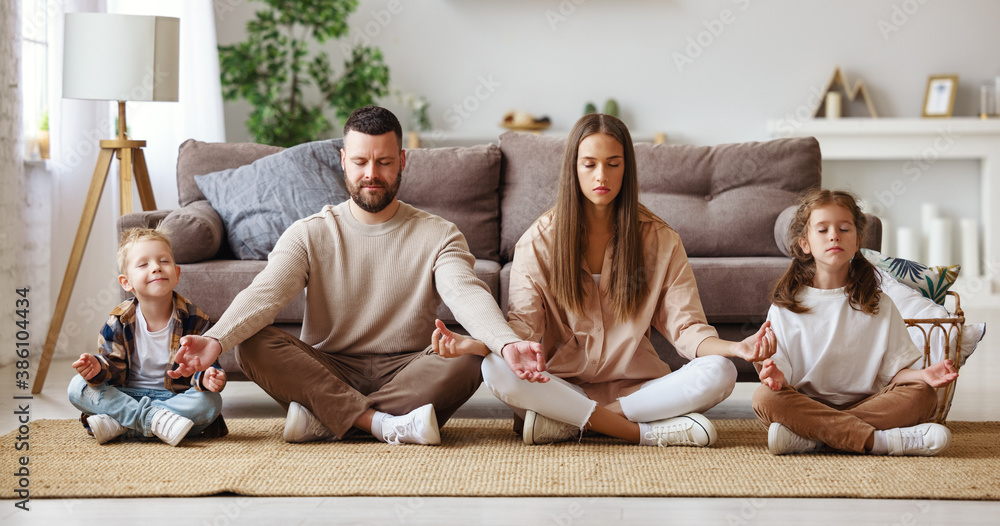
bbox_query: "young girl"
[436,113,775,448]
[754,189,958,456]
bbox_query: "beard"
[347,169,402,214]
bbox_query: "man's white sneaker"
[149,409,194,447]
[381,404,441,445]
[643,413,717,447]
[768,423,823,455]
[283,401,335,443]
[884,423,952,456]
[523,410,579,445]
[87,414,126,445]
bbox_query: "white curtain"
[107,0,227,210]
[1,1,25,366]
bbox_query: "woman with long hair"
[437,114,776,447]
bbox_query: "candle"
[896,227,920,262]
[927,217,953,267]
[961,218,980,278]
[825,92,842,119]
[921,203,939,262]
[982,85,990,119]
[880,218,892,255]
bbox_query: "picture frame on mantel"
[922,74,959,118]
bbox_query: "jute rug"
[3,419,998,500]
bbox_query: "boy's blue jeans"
[67,375,222,438]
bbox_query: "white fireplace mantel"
[767,117,1000,308]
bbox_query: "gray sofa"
[119,132,881,382]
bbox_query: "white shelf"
[768,117,1000,308]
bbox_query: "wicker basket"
[903,290,965,423]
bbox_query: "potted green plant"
[37,111,49,160]
[219,0,390,147]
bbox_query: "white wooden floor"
[3,308,998,525]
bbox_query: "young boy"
[67,227,227,446]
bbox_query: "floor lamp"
[33,13,180,393]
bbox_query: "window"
[20,0,49,140]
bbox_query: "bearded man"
[171,106,544,445]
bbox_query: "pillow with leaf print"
[861,248,960,305]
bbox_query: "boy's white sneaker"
[381,404,441,445]
[523,410,579,445]
[87,414,127,445]
[283,401,335,443]
[884,423,952,456]
[643,413,717,447]
[768,423,823,455]
[150,409,194,447]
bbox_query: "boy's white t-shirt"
[766,286,923,406]
[126,304,173,390]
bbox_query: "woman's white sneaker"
[523,410,579,445]
[642,413,717,447]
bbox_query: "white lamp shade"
[63,13,179,102]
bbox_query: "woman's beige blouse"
[507,210,719,407]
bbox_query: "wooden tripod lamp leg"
[33,148,116,394]
[133,149,158,211]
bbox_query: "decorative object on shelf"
[995,73,1000,117]
[922,74,959,118]
[219,0,390,147]
[812,66,878,118]
[501,110,551,131]
[960,218,980,278]
[583,101,597,115]
[981,84,993,119]
[36,12,179,393]
[37,110,49,159]
[603,98,619,118]
[824,92,842,119]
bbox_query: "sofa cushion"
[177,139,285,207]
[194,139,349,260]
[159,201,225,263]
[398,144,502,262]
[498,132,822,259]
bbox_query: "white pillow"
[877,267,985,368]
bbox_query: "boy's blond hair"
[117,227,173,273]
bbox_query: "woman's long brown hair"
[551,114,649,322]
[771,189,881,315]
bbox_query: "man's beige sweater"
[206,201,519,355]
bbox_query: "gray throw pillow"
[194,139,348,260]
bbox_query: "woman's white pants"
[481,353,737,427]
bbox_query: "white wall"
[216,0,1000,143]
